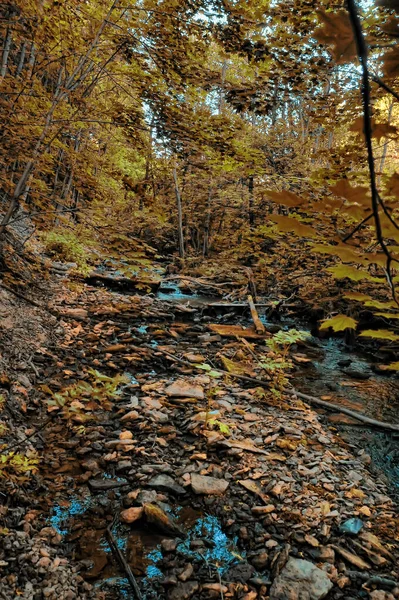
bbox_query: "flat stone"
[120,507,144,524]
[120,410,140,422]
[270,558,333,600]
[61,308,88,320]
[148,474,186,496]
[191,474,229,495]
[161,538,178,552]
[168,581,199,600]
[165,380,204,399]
[183,353,205,363]
[88,478,128,491]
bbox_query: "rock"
[202,583,229,596]
[183,353,205,363]
[120,410,140,422]
[191,474,229,495]
[251,551,269,570]
[331,545,371,570]
[318,546,335,563]
[342,368,371,380]
[161,538,178,552]
[165,380,204,399]
[148,474,186,496]
[116,460,132,471]
[88,478,128,491]
[338,359,352,367]
[150,410,169,423]
[225,562,255,583]
[339,518,364,535]
[167,581,199,600]
[270,558,333,600]
[80,458,100,472]
[61,308,88,320]
[252,505,276,515]
[120,507,144,524]
[178,564,194,581]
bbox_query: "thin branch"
[341,211,373,242]
[346,0,398,302]
[371,73,399,102]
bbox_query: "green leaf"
[359,329,399,341]
[194,363,212,371]
[320,315,358,332]
[208,370,223,378]
[375,312,399,319]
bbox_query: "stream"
[49,275,399,598]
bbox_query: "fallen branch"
[106,520,143,600]
[292,390,399,432]
[162,275,241,289]
[347,571,397,589]
[247,294,266,334]
[0,282,45,309]
[153,348,399,432]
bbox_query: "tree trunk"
[248,175,255,228]
[0,26,13,80]
[203,185,212,257]
[173,167,185,259]
[378,100,394,185]
[16,41,26,76]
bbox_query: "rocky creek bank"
[0,272,398,600]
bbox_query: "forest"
[0,0,399,599]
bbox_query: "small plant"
[266,329,309,353]
[42,230,91,274]
[46,369,128,421]
[0,450,39,482]
[261,329,310,396]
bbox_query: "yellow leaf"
[377,361,399,371]
[269,215,317,238]
[312,244,368,265]
[320,315,358,332]
[265,190,306,208]
[359,329,399,341]
[327,264,377,281]
[375,312,399,319]
[330,180,369,204]
[220,356,249,375]
[344,292,372,302]
[315,10,357,64]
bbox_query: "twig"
[153,347,399,432]
[106,519,143,600]
[4,417,52,452]
[341,212,373,242]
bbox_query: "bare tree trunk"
[173,167,185,259]
[219,61,227,114]
[16,41,26,77]
[203,185,212,257]
[0,26,13,80]
[377,100,394,185]
[248,175,255,228]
